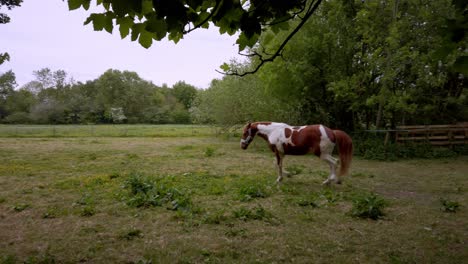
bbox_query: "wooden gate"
[395,123,468,146]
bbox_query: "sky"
[0,0,243,89]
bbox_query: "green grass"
[0,124,218,138]
[0,126,467,263]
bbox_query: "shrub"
[350,192,387,220]
[440,198,460,213]
[13,203,29,212]
[120,229,143,240]
[1,255,17,264]
[204,147,215,157]
[42,206,60,219]
[232,206,273,221]
[318,189,341,205]
[122,173,193,212]
[80,205,96,217]
[74,193,94,206]
[297,197,319,208]
[238,184,269,201]
[24,252,56,264]
[3,112,33,124]
[353,132,460,161]
[202,210,227,224]
[124,173,154,196]
[285,165,305,176]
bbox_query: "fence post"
[448,130,453,148]
[384,131,390,146]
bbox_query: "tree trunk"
[376,102,383,128]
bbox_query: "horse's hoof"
[322,180,330,186]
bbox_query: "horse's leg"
[320,144,339,185]
[275,151,284,183]
[321,154,338,185]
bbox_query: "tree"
[172,81,197,110]
[93,69,156,123]
[252,0,357,128]
[0,70,17,119]
[2,89,35,123]
[191,62,299,126]
[68,0,323,75]
[191,0,467,129]
[1,0,23,65]
[347,0,467,127]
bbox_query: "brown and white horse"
[240,122,353,185]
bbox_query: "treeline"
[1,0,467,129]
[0,68,197,124]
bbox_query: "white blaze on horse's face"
[240,125,254,149]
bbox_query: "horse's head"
[240,122,256,149]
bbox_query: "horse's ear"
[247,121,252,128]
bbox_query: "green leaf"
[236,32,259,51]
[103,2,111,10]
[194,11,210,26]
[130,0,143,14]
[145,17,167,40]
[84,14,106,31]
[270,21,290,34]
[0,52,10,65]
[104,16,114,33]
[68,0,86,10]
[131,23,145,42]
[453,56,468,75]
[142,0,154,15]
[168,31,183,44]
[82,0,90,10]
[110,0,143,16]
[117,17,134,39]
[201,0,216,10]
[262,32,274,47]
[83,12,114,33]
[220,63,230,72]
[240,13,261,39]
[111,0,131,17]
[139,31,153,49]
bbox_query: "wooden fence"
[395,123,468,146]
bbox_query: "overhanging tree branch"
[217,0,323,77]
[183,0,221,34]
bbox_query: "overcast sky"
[0,0,243,89]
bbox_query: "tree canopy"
[193,0,467,130]
[68,0,323,75]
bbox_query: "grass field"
[0,125,467,263]
[0,124,218,138]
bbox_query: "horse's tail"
[334,130,353,177]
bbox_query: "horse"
[240,122,353,185]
